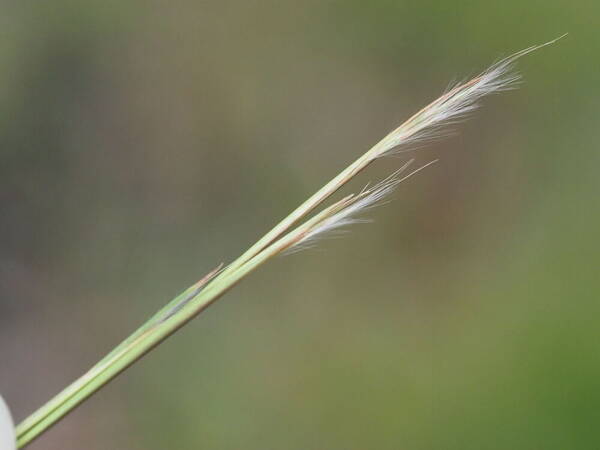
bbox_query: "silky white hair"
[375,36,565,157]
[287,159,437,253]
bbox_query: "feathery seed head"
[373,35,566,158]
[286,159,438,253]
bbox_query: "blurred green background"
[1,1,598,449]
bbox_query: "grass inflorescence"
[14,36,564,448]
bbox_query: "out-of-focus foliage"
[1,1,598,449]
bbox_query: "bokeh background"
[1,1,598,449]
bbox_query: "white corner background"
[0,396,15,450]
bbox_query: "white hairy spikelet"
[287,159,437,253]
[374,36,566,157]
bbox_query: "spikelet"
[372,36,566,158]
[286,159,437,253]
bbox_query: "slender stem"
[220,142,384,275]
[15,268,223,447]
[15,201,345,448]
